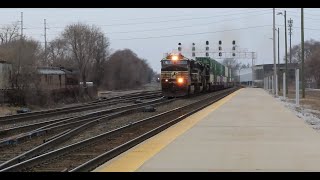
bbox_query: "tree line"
[0,22,155,105]
[283,39,320,87]
[0,23,155,90]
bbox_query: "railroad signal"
[192,42,196,57]
[232,46,236,50]
[219,40,222,45]
[232,53,236,56]
[219,47,222,51]
[205,41,210,57]
[178,42,182,52]
[232,40,236,45]
[219,52,222,56]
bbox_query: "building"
[38,67,66,90]
[0,60,12,89]
[253,63,298,88]
[38,67,79,91]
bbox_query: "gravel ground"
[0,89,230,167]
[276,95,320,131]
[54,90,226,150]
[0,102,133,130]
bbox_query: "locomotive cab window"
[162,60,173,65]
[162,60,188,65]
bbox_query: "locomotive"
[160,53,233,97]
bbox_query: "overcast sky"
[0,8,318,73]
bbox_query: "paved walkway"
[94,88,320,172]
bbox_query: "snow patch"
[275,96,320,130]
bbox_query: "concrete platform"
[94,88,320,172]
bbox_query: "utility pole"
[277,28,280,65]
[284,11,288,94]
[44,19,48,66]
[21,12,23,39]
[301,8,305,98]
[277,27,280,92]
[252,52,254,87]
[288,18,293,64]
[273,8,277,96]
[17,12,23,89]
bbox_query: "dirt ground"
[0,105,20,116]
[278,88,320,116]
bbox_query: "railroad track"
[0,96,167,143]
[0,97,172,169]
[0,90,162,126]
[0,87,238,172]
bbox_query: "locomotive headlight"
[165,79,168,82]
[177,78,184,84]
[171,55,179,61]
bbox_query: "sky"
[0,8,318,73]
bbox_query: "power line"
[106,12,271,34]
[22,9,273,29]
[113,24,272,41]
[24,11,272,36]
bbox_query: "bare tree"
[47,38,74,68]
[0,23,20,45]
[222,58,242,78]
[0,38,41,89]
[284,39,320,64]
[102,49,154,90]
[88,32,110,88]
[61,23,109,94]
[306,48,320,87]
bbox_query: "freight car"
[160,53,233,97]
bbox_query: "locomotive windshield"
[161,60,188,65]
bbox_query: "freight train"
[160,53,234,97]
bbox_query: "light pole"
[288,18,293,64]
[273,8,277,96]
[277,10,288,94]
[301,8,305,98]
[275,28,280,92]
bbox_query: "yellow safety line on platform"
[93,89,241,172]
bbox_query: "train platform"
[93,88,320,172]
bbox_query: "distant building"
[253,63,298,88]
[38,67,79,91]
[0,60,12,89]
[38,67,66,90]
